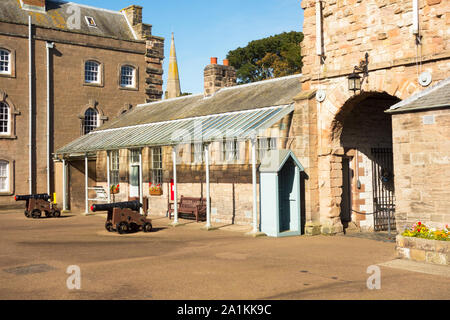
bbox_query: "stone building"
[386,77,450,232]
[0,0,164,208]
[294,0,449,234]
[55,58,300,228]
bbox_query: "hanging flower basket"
[110,184,120,194]
[149,183,162,196]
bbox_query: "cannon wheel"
[45,211,52,218]
[31,209,41,219]
[105,221,113,232]
[24,210,30,218]
[143,222,153,233]
[53,210,61,218]
[117,222,129,234]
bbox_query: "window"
[257,137,277,161]
[222,138,239,162]
[85,61,100,84]
[192,143,204,164]
[83,108,98,134]
[0,102,9,135]
[0,49,10,74]
[150,147,162,185]
[120,66,135,88]
[0,161,8,192]
[110,150,119,186]
[85,16,96,27]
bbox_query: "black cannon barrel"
[91,200,142,212]
[15,194,50,201]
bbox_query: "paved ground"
[0,209,449,300]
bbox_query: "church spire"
[166,32,181,99]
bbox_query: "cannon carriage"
[90,200,153,234]
[14,194,61,219]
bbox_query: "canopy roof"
[56,104,294,157]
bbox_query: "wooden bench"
[168,196,207,222]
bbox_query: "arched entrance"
[331,92,400,233]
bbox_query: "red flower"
[418,222,421,226]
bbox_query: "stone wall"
[392,108,450,232]
[296,0,450,234]
[396,235,449,265]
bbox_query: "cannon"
[91,200,153,234]
[14,194,61,219]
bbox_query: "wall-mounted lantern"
[348,52,369,94]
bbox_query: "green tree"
[226,31,303,84]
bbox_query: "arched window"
[85,60,100,84]
[0,49,10,74]
[0,101,9,135]
[120,65,136,88]
[83,108,98,134]
[0,160,8,192]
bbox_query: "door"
[371,148,395,232]
[340,157,352,223]
[278,160,295,232]
[129,164,140,198]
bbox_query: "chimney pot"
[223,59,229,66]
[210,57,218,65]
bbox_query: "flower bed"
[396,222,449,266]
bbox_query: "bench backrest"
[179,196,206,208]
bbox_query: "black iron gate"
[371,148,395,232]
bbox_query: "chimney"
[121,5,152,40]
[204,57,236,96]
[21,0,46,12]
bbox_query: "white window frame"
[0,101,10,135]
[192,142,204,164]
[150,147,163,185]
[257,137,277,161]
[0,161,9,192]
[0,49,10,75]
[85,16,97,28]
[222,138,239,162]
[83,108,99,135]
[85,60,100,84]
[120,65,136,88]
[110,150,120,186]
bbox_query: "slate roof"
[386,77,450,114]
[0,0,137,41]
[101,74,302,130]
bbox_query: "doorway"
[278,159,295,232]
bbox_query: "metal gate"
[371,148,395,232]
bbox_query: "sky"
[73,0,304,95]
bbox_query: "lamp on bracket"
[348,52,369,94]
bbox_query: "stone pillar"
[145,37,164,102]
[292,90,321,235]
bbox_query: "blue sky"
[75,0,304,95]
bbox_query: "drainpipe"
[46,42,54,196]
[28,15,33,194]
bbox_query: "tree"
[226,31,303,84]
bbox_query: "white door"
[129,164,140,198]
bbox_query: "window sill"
[83,82,104,88]
[119,86,139,91]
[0,191,13,196]
[0,73,15,79]
[0,134,17,140]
